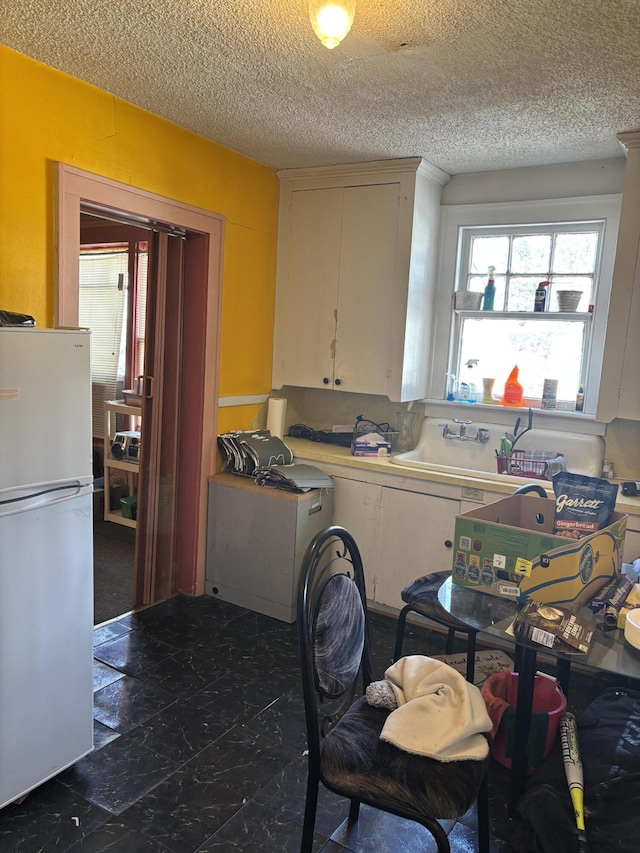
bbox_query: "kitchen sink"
[391,416,605,479]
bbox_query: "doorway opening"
[78,213,148,623]
[57,164,224,623]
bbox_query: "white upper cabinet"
[272,158,449,402]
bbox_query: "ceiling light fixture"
[309,1,356,49]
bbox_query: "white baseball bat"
[559,711,588,852]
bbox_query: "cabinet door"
[331,477,382,598]
[272,187,342,389]
[334,183,401,395]
[375,488,460,609]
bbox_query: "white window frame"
[427,195,621,425]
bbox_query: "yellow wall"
[0,46,279,420]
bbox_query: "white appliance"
[0,328,94,809]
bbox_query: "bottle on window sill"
[502,366,524,407]
[482,266,496,311]
[458,359,479,403]
[575,383,585,412]
[534,280,550,312]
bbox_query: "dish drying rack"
[496,450,565,480]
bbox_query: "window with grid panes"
[432,195,621,415]
[455,222,600,406]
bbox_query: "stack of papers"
[217,430,293,475]
[253,464,334,492]
[217,430,333,492]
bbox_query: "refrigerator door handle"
[0,482,92,517]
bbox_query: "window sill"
[421,399,606,436]
[454,309,591,320]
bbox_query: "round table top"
[437,576,640,682]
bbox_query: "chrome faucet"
[441,420,490,444]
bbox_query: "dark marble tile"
[120,763,246,852]
[93,719,121,750]
[0,779,110,852]
[254,754,350,838]
[67,816,171,851]
[196,799,326,852]
[93,675,176,733]
[142,649,231,698]
[58,733,179,815]
[93,659,126,691]
[243,689,307,750]
[186,725,299,799]
[223,608,298,642]
[188,671,281,724]
[124,596,249,650]
[93,621,133,648]
[93,631,177,676]
[329,804,454,853]
[125,699,232,763]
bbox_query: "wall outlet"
[461,486,484,501]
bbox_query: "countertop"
[285,437,640,518]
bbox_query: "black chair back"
[297,526,373,757]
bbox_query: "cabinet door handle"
[444,540,452,549]
[335,378,342,386]
[323,377,330,385]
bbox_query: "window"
[429,196,621,416]
[79,241,148,439]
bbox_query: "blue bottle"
[483,266,496,311]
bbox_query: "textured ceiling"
[2,0,640,174]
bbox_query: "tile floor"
[0,594,612,852]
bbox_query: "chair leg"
[477,772,490,853]
[394,605,412,661]
[348,798,360,825]
[300,774,320,853]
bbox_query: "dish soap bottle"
[483,266,496,311]
[458,359,479,402]
[502,366,524,407]
[534,280,550,312]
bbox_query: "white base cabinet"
[331,474,463,610]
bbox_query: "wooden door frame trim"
[56,163,224,596]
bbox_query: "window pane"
[511,234,551,273]
[459,318,585,401]
[468,274,506,309]
[549,277,592,311]
[469,236,509,274]
[506,276,540,312]
[553,232,598,274]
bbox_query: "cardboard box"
[452,495,627,608]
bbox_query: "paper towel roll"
[267,397,287,439]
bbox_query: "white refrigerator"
[0,327,94,809]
